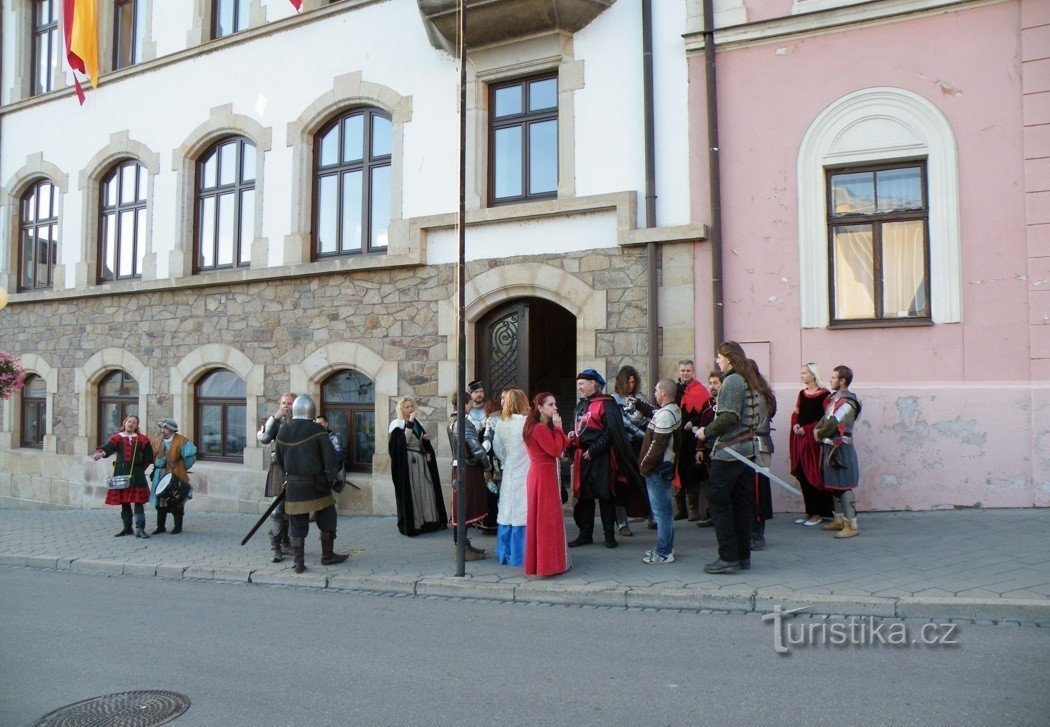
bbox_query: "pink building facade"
[687,0,1049,510]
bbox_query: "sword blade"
[721,447,802,496]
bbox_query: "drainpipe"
[703,0,725,345]
[642,0,659,384]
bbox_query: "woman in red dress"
[788,363,833,526]
[523,392,570,578]
[93,415,154,538]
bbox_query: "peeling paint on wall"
[932,417,987,447]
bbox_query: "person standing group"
[789,363,833,526]
[817,365,863,538]
[389,396,447,537]
[492,388,531,566]
[149,418,197,535]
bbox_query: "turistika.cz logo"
[762,605,961,654]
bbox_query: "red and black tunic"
[98,432,154,505]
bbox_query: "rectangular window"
[114,0,145,69]
[826,162,930,325]
[212,0,247,39]
[31,0,60,95]
[489,74,558,206]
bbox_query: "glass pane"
[199,196,216,268]
[323,370,375,403]
[219,142,237,186]
[197,369,246,398]
[371,115,392,158]
[342,114,364,163]
[136,167,147,202]
[882,220,927,318]
[115,3,133,68]
[493,126,523,199]
[226,405,246,456]
[100,370,138,397]
[34,35,46,94]
[37,183,52,221]
[101,402,121,438]
[133,1,147,64]
[239,189,254,265]
[119,210,135,277]
[42,226,55,287]
[832,224,875,320]
[104,175,118,207]
[20,232,33,289]
[318,126,339,167]
[48,28,60,91]
[353,411,375,466]
[529,77,557,111]
[317,175,338,254]
[877,167,923,212]
[24,403,41,444]
[216,192,235,266]
[24,375,47,398]
[241,142,256,182]
[24,188,37,222]
[199,404,223,455]
[829,171,875,215]
[327,410,350,457]
[494,85,522,118]
[341,170,363,252]
[529,120,558,194]
[217,0,235,37]
[120,164,137,205]
[370,166,390,249]
[202,150,218,189]
[102,213,117,279]
[135,208,146,271]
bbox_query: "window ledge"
[828,318,934,330]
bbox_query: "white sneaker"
[643,552,675,564]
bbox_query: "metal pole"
[454,0,468,577]
[703,0,725,346]
[641,0,659,387]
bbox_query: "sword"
[241,491,285,546]
[720,446,801,496]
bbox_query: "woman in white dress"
[492,388,531,566]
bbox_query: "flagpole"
[454,0,468,577]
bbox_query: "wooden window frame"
[194,137,255,273]
[20,375,46,449]
[825,160,932,328]
[113,0,142,70]
[211,0,247,40]
[488,73,558,207]
[320,369,375,473]
[311,107,391,260]
[31,0,59,96]
[17,179,58,292]
[98,160,147,283]
[194,370,247,463]
[97,370,139,445]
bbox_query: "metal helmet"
[291,395,317,420]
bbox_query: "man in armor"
[447,391,491,560]
[258,393,294,562]
[818,365,863,539]
[275,395,348,573]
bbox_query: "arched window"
[18,179,58,292]
[21,374,46,449]
[98,370,139,443]
[313,108,391,258]
[320,369,375,472]
[99,160,147,282]
[195,137,255,272]
[195,369,246,462]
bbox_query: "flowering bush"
[0,350,25,400]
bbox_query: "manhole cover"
[33,690,190,727]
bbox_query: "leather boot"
[171,509,183,534]
[291,537,306,574]
[279,519,291,548]
[115,510,134,537]
[153,509,168,535]
[269,534,284,563]
[673,489,688,520]
[320,532,349,565]
[603,528,618,548]
[835,519,859,539]
[686,489,701,522]
[821,513,844,531]
[134,526,150,539]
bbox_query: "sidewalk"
[1,508,1047,622]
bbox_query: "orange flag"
[63,0,99,104]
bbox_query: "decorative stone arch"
[1,353,58,453]
[76,132,161,288]
[170,344,265,469]
[436,261,607,393]
[1,153,69,295]
[797,87,961,327]
[171,104,273,277]
[284,71,413,265]
[72,348,151,456]
[289,340,398,514]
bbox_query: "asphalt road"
[1,567,1047,726]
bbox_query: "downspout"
[642,0,659,383]
[703,0,725,345]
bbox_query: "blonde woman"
[389,396,447,536]
[491,388,531,566]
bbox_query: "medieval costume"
[388,417,446,536]
[447,405,490,559]
[568,370,647,548]
[675,379,712,521]
[492,413,529,566]
[694,393,717,525]
[789,387,833,521]
[751,393,775,550]
[275,396,347,573]
[524,420,570,577]
[149,419,197,535]
[258,409,292,562]
[819,390,863,538]
[97,431,154,538]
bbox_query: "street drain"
[33,690,190,726]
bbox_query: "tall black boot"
[171,508,183,534]
[320,532,349,566]
[115,508,133,537]
[153,508,168,535]
[291,537,306,574]
[268,517,285,562]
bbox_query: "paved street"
[0,508,1047,621]
[1,566,1047,726]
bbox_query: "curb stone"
[514,584,628,607]
[754,590,898,617]
[327,572,418,595]
[415,577,516,601]
[69,559,124,575]
[896,597,1050,623]
[250,569,328,588]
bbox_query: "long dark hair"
[717,341,763,393]
[523,391,556,443]
[613,366,640,396]
[747,358,777,418]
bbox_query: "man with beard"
[567,369,646,549]
[674,360,711,522]
[258,392,295,562]
[467,380,499,534]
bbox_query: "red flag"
[63,0,100,105]
[290,0,302,10]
